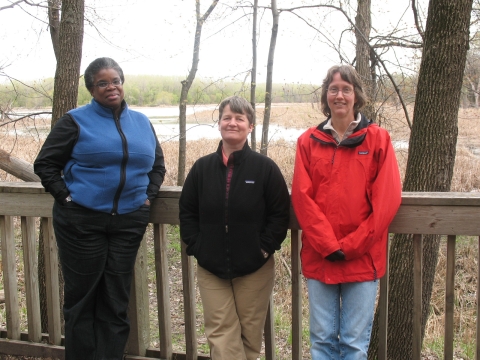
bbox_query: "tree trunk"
[38,0,84,334]
[177,0,218,186]
[355,0,375,121]
[260,0,279,156]
[48,0,61,61]
[250,0,258,152]
[50,0,84,126]
[368,0,473,358]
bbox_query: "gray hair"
[84,57,124,91]
[218,96,254,125]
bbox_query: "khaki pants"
[197,256,275,360]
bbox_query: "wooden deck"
[1,182,480,359]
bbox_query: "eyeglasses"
[327,87,354,96]
[94,79,123,88]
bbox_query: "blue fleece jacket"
[63,100,157,214]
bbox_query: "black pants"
[53,201,150,360]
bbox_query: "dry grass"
[2,104,480,359]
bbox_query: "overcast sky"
[0,0,426,85]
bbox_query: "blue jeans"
[53,200,150,360]
[307,278,378,360]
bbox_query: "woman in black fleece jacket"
[179,96,290,360]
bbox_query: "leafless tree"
[177,0,219,186]
[250,0,258,152]
[259,0,279,156]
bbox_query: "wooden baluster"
[291,229,302,360]
[154,223,173,359]
[0,215,20,340]
[181,240,197,360]
[126,236,150,355]
[21,216,42,342]
[41,217,61,345]
[413,234,423,360]
[444,235,456,360]
[378,234,390,360]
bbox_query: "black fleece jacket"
[179,141,290,279]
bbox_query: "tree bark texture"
[177,0,218,186]
[48,0,61,61]
[368,1,472,359]
[260,0,279,156]
[355,0,375,121]
[50,0,84,127]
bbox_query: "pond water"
[7,105,410,148]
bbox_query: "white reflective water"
[7,106,410,149]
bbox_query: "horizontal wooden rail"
[1,183,480,360]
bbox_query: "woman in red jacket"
[291,65,401,359]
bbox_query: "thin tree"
[177,0,218,186]
[260,0,279,156]
[368,0,473,358]
[250,0,258,152]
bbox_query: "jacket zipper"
[310,133,340,164]
[111,112,129,215]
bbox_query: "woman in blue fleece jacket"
[34,57,166,360]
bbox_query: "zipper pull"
[225,225,228,233]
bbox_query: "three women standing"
[34,57,166,360]
[291,65,401,359]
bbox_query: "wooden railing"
[0,182,480,360]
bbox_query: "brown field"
[1,104,480,359]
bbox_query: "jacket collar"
[90,98,127,118]
[215,140,251,165]
[312,113,372,148]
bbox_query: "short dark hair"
[84,57,125,91]
[320,65,368,118]
[218,96,254,125]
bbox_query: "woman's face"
[218,104,253,146]
[89,68,124,112]
[327,72,356,121]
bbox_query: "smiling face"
[218,104,253,147]
[326,72,356,122]
[89,68,124,114]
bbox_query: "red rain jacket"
[292,114,401,284]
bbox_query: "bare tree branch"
[412,0,425,41]
[0,112,52,127]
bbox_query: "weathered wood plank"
[154,223,173,360]
[0,193,53,217]
[389,205,480,235]
[0,215,20,340]
[378,237,390,360]
[444,235,456,360]
[0,338,64,358]
[264,294,275,360]
[413,234,422,360]
[41,217,62,345]
[127,237,150,356]
[20,216,42,342]
[291,229,302,360]
[180,241,197,360]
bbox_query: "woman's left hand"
[144,199,151,206]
